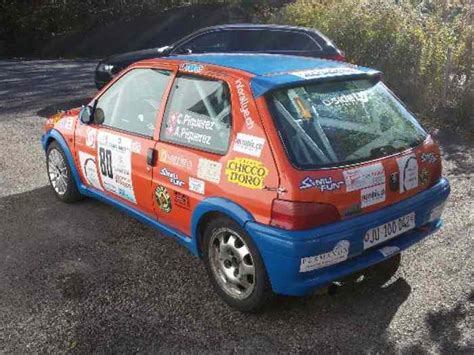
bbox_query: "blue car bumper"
[245,178,450,296]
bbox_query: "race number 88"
[99,147,113,178]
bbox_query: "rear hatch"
[268,76,442,220]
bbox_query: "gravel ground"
[0,60,472,353]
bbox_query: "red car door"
[75,66,175,215]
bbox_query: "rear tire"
[46,141,83,203]
[202,217,273,312]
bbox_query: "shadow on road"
[36,97,92,118]
[0,186,469,353]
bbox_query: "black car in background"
[94,24,345,89]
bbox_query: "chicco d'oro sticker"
[397,154,418,192]
[225,157,269,190]
[155,185,172,213]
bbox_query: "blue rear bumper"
[245,178,450,296]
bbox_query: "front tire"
[202,217,273,312]
[46,141,83,203]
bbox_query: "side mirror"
[79,105,94,124]
[94,108,105,124]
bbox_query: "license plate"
[364,212,415,249]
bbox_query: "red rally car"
[42,54,450,312]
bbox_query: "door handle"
[147,148,157,166]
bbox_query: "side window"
[96,68,171,136]
[233,30,320,52]
[160,75,231,154]
[176,31,233,54]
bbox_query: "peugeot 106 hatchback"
[42,54,450,312]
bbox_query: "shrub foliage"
[271,0,472,126]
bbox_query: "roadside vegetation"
[0,0,471,129]
[272,0,472,129]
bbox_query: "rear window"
[269,79,427,169]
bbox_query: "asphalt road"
[0,60,472,353]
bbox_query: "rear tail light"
[270,199,341,230]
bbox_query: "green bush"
[271,0,472,128]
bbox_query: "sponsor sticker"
[59,117,74,130]
[179,63,204,73]
[292,67,361,80]
[97,131,136,203]
[321,92,368,107]
[159,149,193,171]
[78,151,103,191]
[155,185,171,213]
[397,154,418,192]
[174,191,190,209]
[421,152,437,164]
[131,141,142,154]
[232,133,265,157]
[225,157,269,190]
[361,184,386,208]
[300,240,350,272]
[86,127,96,148]
[235,79,255,130]
[389,172,399,191]
[197,158,222,184]
[189,177,205,195]
[379,246,400,258]
[300,176,344,192]
[343,163,385,192]
[160,168,185,187]
[419,168,430,185]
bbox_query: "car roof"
[172,53,380,97]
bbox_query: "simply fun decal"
[225,157,269,190]
[160,168,185,187]
[97,131,136,203]
[343,163,385,192]
[235,79,255,130]
[300,176,344,192]
[300,240,350,272]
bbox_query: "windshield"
[269,79,427,169]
